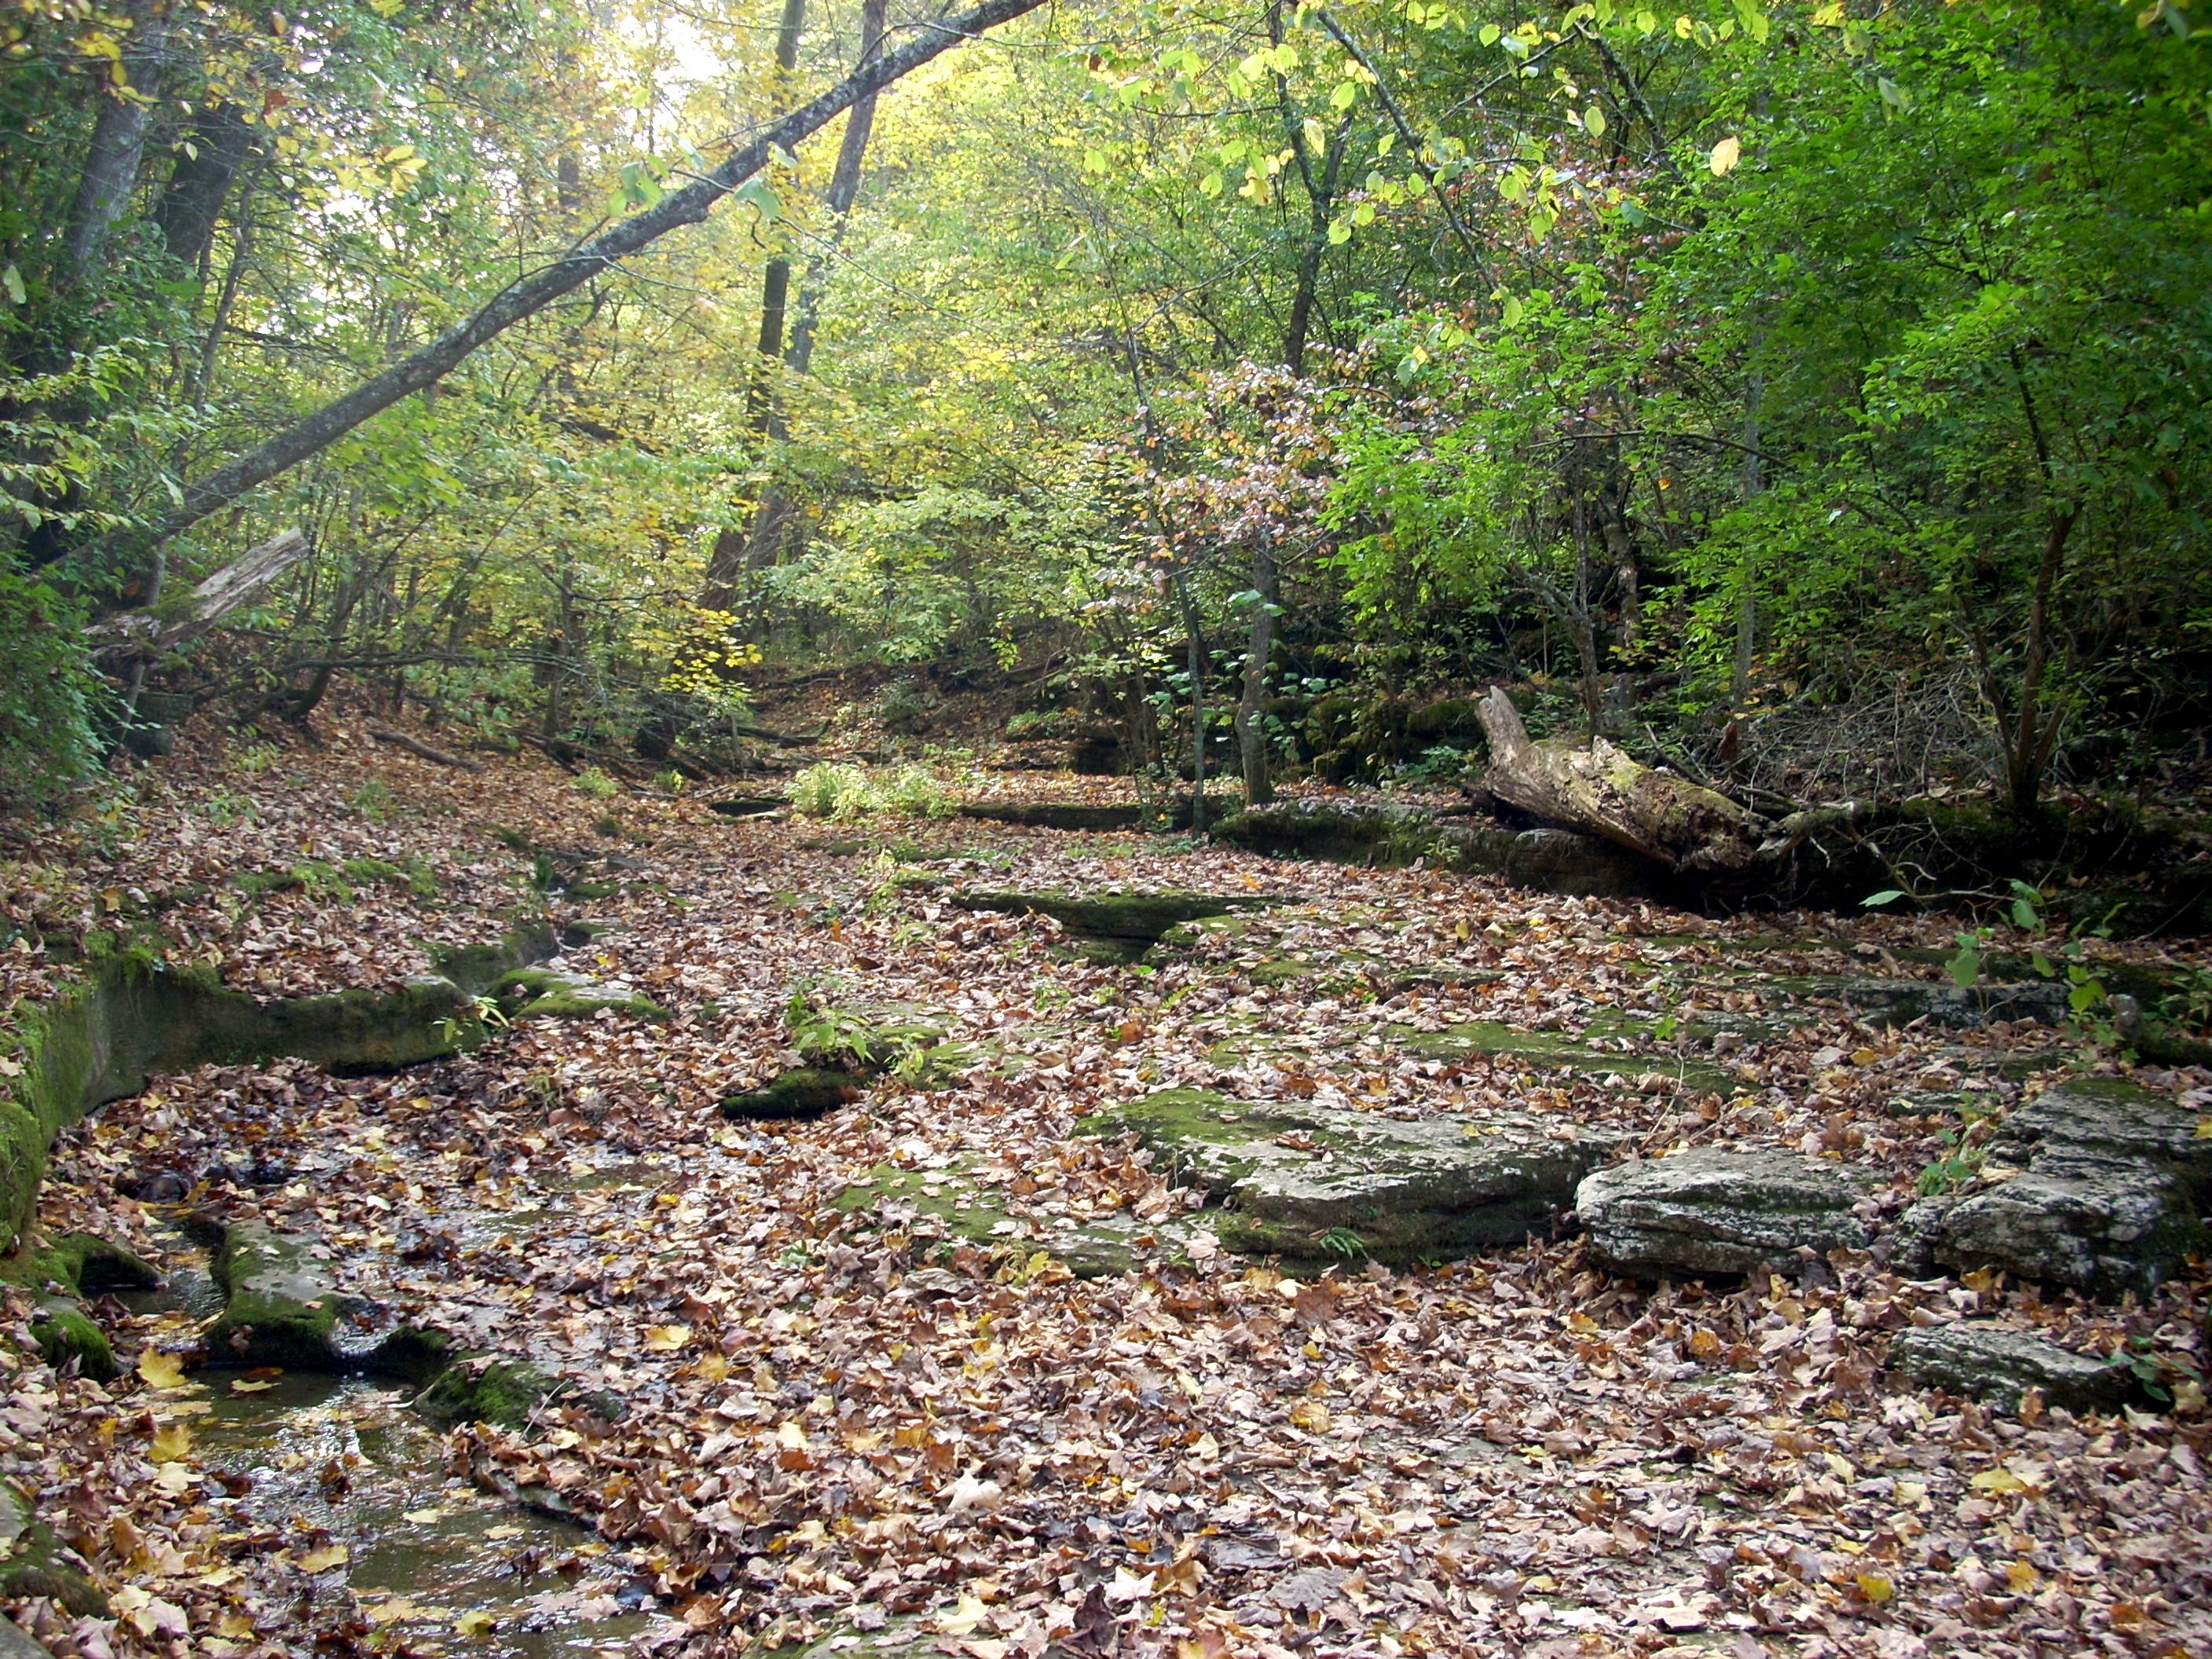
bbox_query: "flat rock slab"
[493,967,665,1022]
[207,1220,359,1368]
[722,1068,867,1121]
[1998,1079,2212,1183]
[1393,1018,1733,1094]
[950,888,1291,943]
[1889,1322,2129,1412]
[1899,1079,2209,1296]
[1084,1089,1622,1264]
[1577,1149,1874,1278]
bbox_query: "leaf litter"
[2,713,2207,1659]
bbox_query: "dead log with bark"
[1474,686,1770,873]
[87,529,310,657]
[366,725,484,773]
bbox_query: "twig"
[366,725,485,773]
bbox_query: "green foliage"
[348,779,398,822]
[573,767,620,801]
[790,762,958,822]
[0,574,110,809]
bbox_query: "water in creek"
[121,1243,657,1657]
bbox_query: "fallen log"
[367,724,484,772]
[87,528,311,656]
[1474,686,1769,873]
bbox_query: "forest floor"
[3,709,2210,1659]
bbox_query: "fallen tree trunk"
[1474,686,1769,872]
[367,725,484,773]
[86,528,309,657]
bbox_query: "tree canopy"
[2,0,2207,819]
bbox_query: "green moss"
[206,1222,344,1368]
[1390,1018,1732,1093]
[493,966,666,1022]
[0,1481,108,1616]
[560,879,623,901]
[341,856,441,898]
[414,1353,598,1429]
[30,1298,115,1379]
[722,1068,866,1121]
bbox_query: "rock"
[1917,1161,2200,1297]
[1889,1322,2130,1412]
[1083,1090,1622,1264]
[0,1481,107,1616]
[721,1068,867,1121]
[959,797,1229,833]
[1208,800,1665,900]
[1996,1079,2212,1183]
[1896,1079,2210,1296]
[1576,1150,1874,1278]
[1841,977,2071,1029]
[707,794,787,818]
[28,1299,115,1380]
[952,888,1289,945]
[206,1220,360,1368]
[493,966,667,1022]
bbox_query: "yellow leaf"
[934,1592,992,1637]
[2005,1559,2039,1593]
[149,1423,192,1461]
[230,1376,277,1393]
[402,1508,444,1525]
[217,1612,258,1639]
[643,1324,692,1352]
[296,1543,350,1573]
[454,1609,496,1636]
[1969,1467,2028,1494]
[1850,1047,1878,1067]
[1709,134,1741,176]
[153,1462,196,1496]
[1568,1312,1601,1335]
[1688,1328,1723,1361]
[137,1350,189,1390]
[1288,1399,1331,1433]
[1855,1571,1893,1604]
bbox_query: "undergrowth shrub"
[790,762,958,821]
[0,573,111,811]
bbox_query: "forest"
[1,0,2210,1657]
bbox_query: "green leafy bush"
[789,762,958,822]
[0,573,111,810]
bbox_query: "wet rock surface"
[1576,1149,1875,1278]
[1888,1320,2131,1412]
[1086,1089,1623,1264]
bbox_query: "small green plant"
[658,769,686,793]
[1319,1226,1368,1262]
[2118,1336,2206,1408]
[881,763,957,819]
[783,980,879,1069]
[435,994,509,1046]
[235,742,280,776]
[574,767,621,800]
[593,813,623,838]
[1916,1099,2001,1196]
[530,852,558,893]
[2160,968,2212,1035]
[349,778,398,822]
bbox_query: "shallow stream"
[121,1239,655,1657]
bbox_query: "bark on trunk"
[87,528,309,654]
[153,103,254,274]
[1235,540,1277,806]
[1475,685,1768,872]
[64,4,170,282]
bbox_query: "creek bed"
[119,1243,655,1657]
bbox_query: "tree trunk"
[1177,573,1207,833]
[1474,685,1768,872]
[1235,539,1277,806]
[64,3,170,283]
[153,103,255,275]
[82,0,1049,566]
[786,0,887,378]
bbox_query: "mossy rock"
[708,795,787,819]
[206,1221,350,1368]
[1081,1089,1625,1265]
[31,1297,116,1380]
[830,1159,1212,1277]
[4,1231,159,1297]
[958,796,1232,833]
[951,887,1289,944]
[0,1481,107,1616]
[493,967,666,1022]
[414,1353,588,1429]
[789,1002,950,1075]
[722,1068,867,1121]
[1390,1019,1733,1094]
